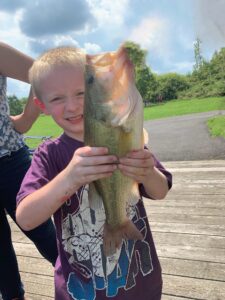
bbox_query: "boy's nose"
[65,97,77,111]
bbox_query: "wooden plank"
[160,257,225,281]
[148,214,225,225]
[164,193,225,201]
[150,222,225,236]
[167,186,225,195]
[157,245,225,263]
[12,232,33,243]
[173,171,225,178]
[163,160,225,168]
[17,256,53,276]
[14,242,43,258]
[147,198,225,208]
[168,168,225,173]
[20,272,54,297]
[154,232,225,249]
[171,176,225,184]
[25,293,53,300]
[173,182,225,189]
[162,296,190,300]
[162,274,225,300]
[146,206,225,216]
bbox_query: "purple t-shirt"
[17,133,172,300]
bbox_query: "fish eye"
[87,75,94,84]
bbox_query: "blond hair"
[29,46,86,100]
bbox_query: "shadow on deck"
[10,160,225,299]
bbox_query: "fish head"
[85,45,141,127]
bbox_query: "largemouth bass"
[84,46,144,256]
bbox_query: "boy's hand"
[118,149,155,184]
[65,146,117,189]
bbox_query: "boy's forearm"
[16,169,79,230]
[142,167,169,200]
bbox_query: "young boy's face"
[37,65,85,141]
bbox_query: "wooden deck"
[9,160,225,299]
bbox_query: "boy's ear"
[34,97,49,115]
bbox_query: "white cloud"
[128,16,172,60]
[171,61,194,74]
[0,11,31,54]
[19,0,94,38]
[29,35,80,55]
[53,36,80,47]
[0,11,11,30]
[87,0,128,28]
[83,42,102,54]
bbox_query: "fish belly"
[85,117,134,227]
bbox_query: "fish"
[84,45,145,256]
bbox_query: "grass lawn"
[144,97,225,120]
[207,115,225,138]
[25,97,225,148]
[25,114,63,148]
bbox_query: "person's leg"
[0,205,25,300]
[0,146,57,299]
[7,146,58,265]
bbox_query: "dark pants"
[0,146,58,300]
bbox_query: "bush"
[155,73,189,101]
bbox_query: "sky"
[1,0,225,98]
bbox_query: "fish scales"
[84,46,144,256]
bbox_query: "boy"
[16,46,172,300]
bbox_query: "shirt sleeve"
[139,153,173,199]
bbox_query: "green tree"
[123,41,158,102]
[210,48,225,80]
[182,45,225,98]
[135,66,157,101]
[8,95,23,115]
[123,40,147,68]
[156,73,189,101]
[20,97,28,108]
[193,37,204,71]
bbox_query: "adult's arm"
[0,41,33,82]
[0,42,40,132]
[10,89,41,133]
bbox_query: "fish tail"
[103,219,143,256]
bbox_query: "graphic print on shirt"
[61,185,153,300]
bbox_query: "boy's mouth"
[66,114,83,123]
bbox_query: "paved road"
[144,110,225,161]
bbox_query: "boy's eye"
[50,97,63,102]
[77,91,85,97]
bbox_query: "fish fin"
[103,218,143,257]
[88,183,103,210]
[128,183,140,205]
[143,127,149,145]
